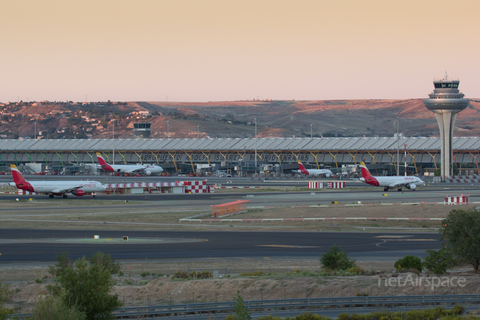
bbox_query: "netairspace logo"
[378,275,466,290]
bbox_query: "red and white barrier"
[184,180,209,193]
[17,190,39,195]
[308,181,345,189]
[444,195,469,205]
[209,185,215,193]
[308,181,323,189]
[327,181,345,189]
[104,182,183,188]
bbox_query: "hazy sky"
[1,0,479,102]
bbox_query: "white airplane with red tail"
[10,164,105,198]
[359,161,423,192]
[296,161,333,177]
[96,153,163,175]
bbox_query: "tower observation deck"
[423,73,469,178]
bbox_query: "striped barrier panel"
[444,195,469,205]
[17,190,39,195]
[219,186,261,189]
[104,182,184,188]
[308,181,323,189]
[308,181,346,189]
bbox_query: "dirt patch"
[0,203,470,232]
[5,262,480,312]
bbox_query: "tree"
[48,252,73,278]
[423,248,458,275]
[52,257,122,320]
[88,252,120,275]
[320,245,356,271]
[233,291,251,320]
[441,209,480,271]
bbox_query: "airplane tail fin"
[96,152,114,172]
[96,152,109,167]
[359,162,373,179]
[298,161,309,174]
[10,164,26,185]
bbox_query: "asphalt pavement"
[0,229,442,263]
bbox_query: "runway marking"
[375,235,409,238]
[264,257,270,260]
[235,257,251,260]
[385,239,436,242]
[258,245,320,248]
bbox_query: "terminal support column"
[167,152,178,172]
[469,152,480,174]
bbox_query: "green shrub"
[394,255,423,272]
[452,305,465,315]
[320,245,356,271]
[140,271,150,277]
[117,271,124,277]
[35,278,42,284]
[240,271,264,277]
[292,312,330,320]
[423,248,458,275]
[31,294,86,320]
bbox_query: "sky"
[1,0,479,102]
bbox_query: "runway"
[0,229,442,264]
[1,186,479,211]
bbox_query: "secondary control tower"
[423,73,469,179]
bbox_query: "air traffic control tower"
[423,73,469,179]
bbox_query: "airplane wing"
[52,186,83,194]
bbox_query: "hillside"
[1,99,479,140]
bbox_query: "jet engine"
[72,190,85,196]
[325,174,331,178]
[145,170,152,176]
[408,183,417,191]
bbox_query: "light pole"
[310,123,313,138]
[396,116,399,176]
[112,119,115,165]
[167,120,170,139]
[34,119,37,139]
[254,118,257,174]
[197,124,199,139]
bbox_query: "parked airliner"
[96,153,163,175]
[10,164,105,198]
[359,162,423,191]
[296,161,333,177]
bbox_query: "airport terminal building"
[1,136,480,176]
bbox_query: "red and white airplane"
[296,161,333,177]
[10,164,105,198]
[359,161,423,192]
[96,153,163,175]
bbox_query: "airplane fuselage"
[12,180,106,194]
[360,176,423,188]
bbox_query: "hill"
[1,99,479,139]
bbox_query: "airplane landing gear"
[384,187,389,192]
[49,194,54,198]
[397,188,402,192]
[62,194,68,198]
